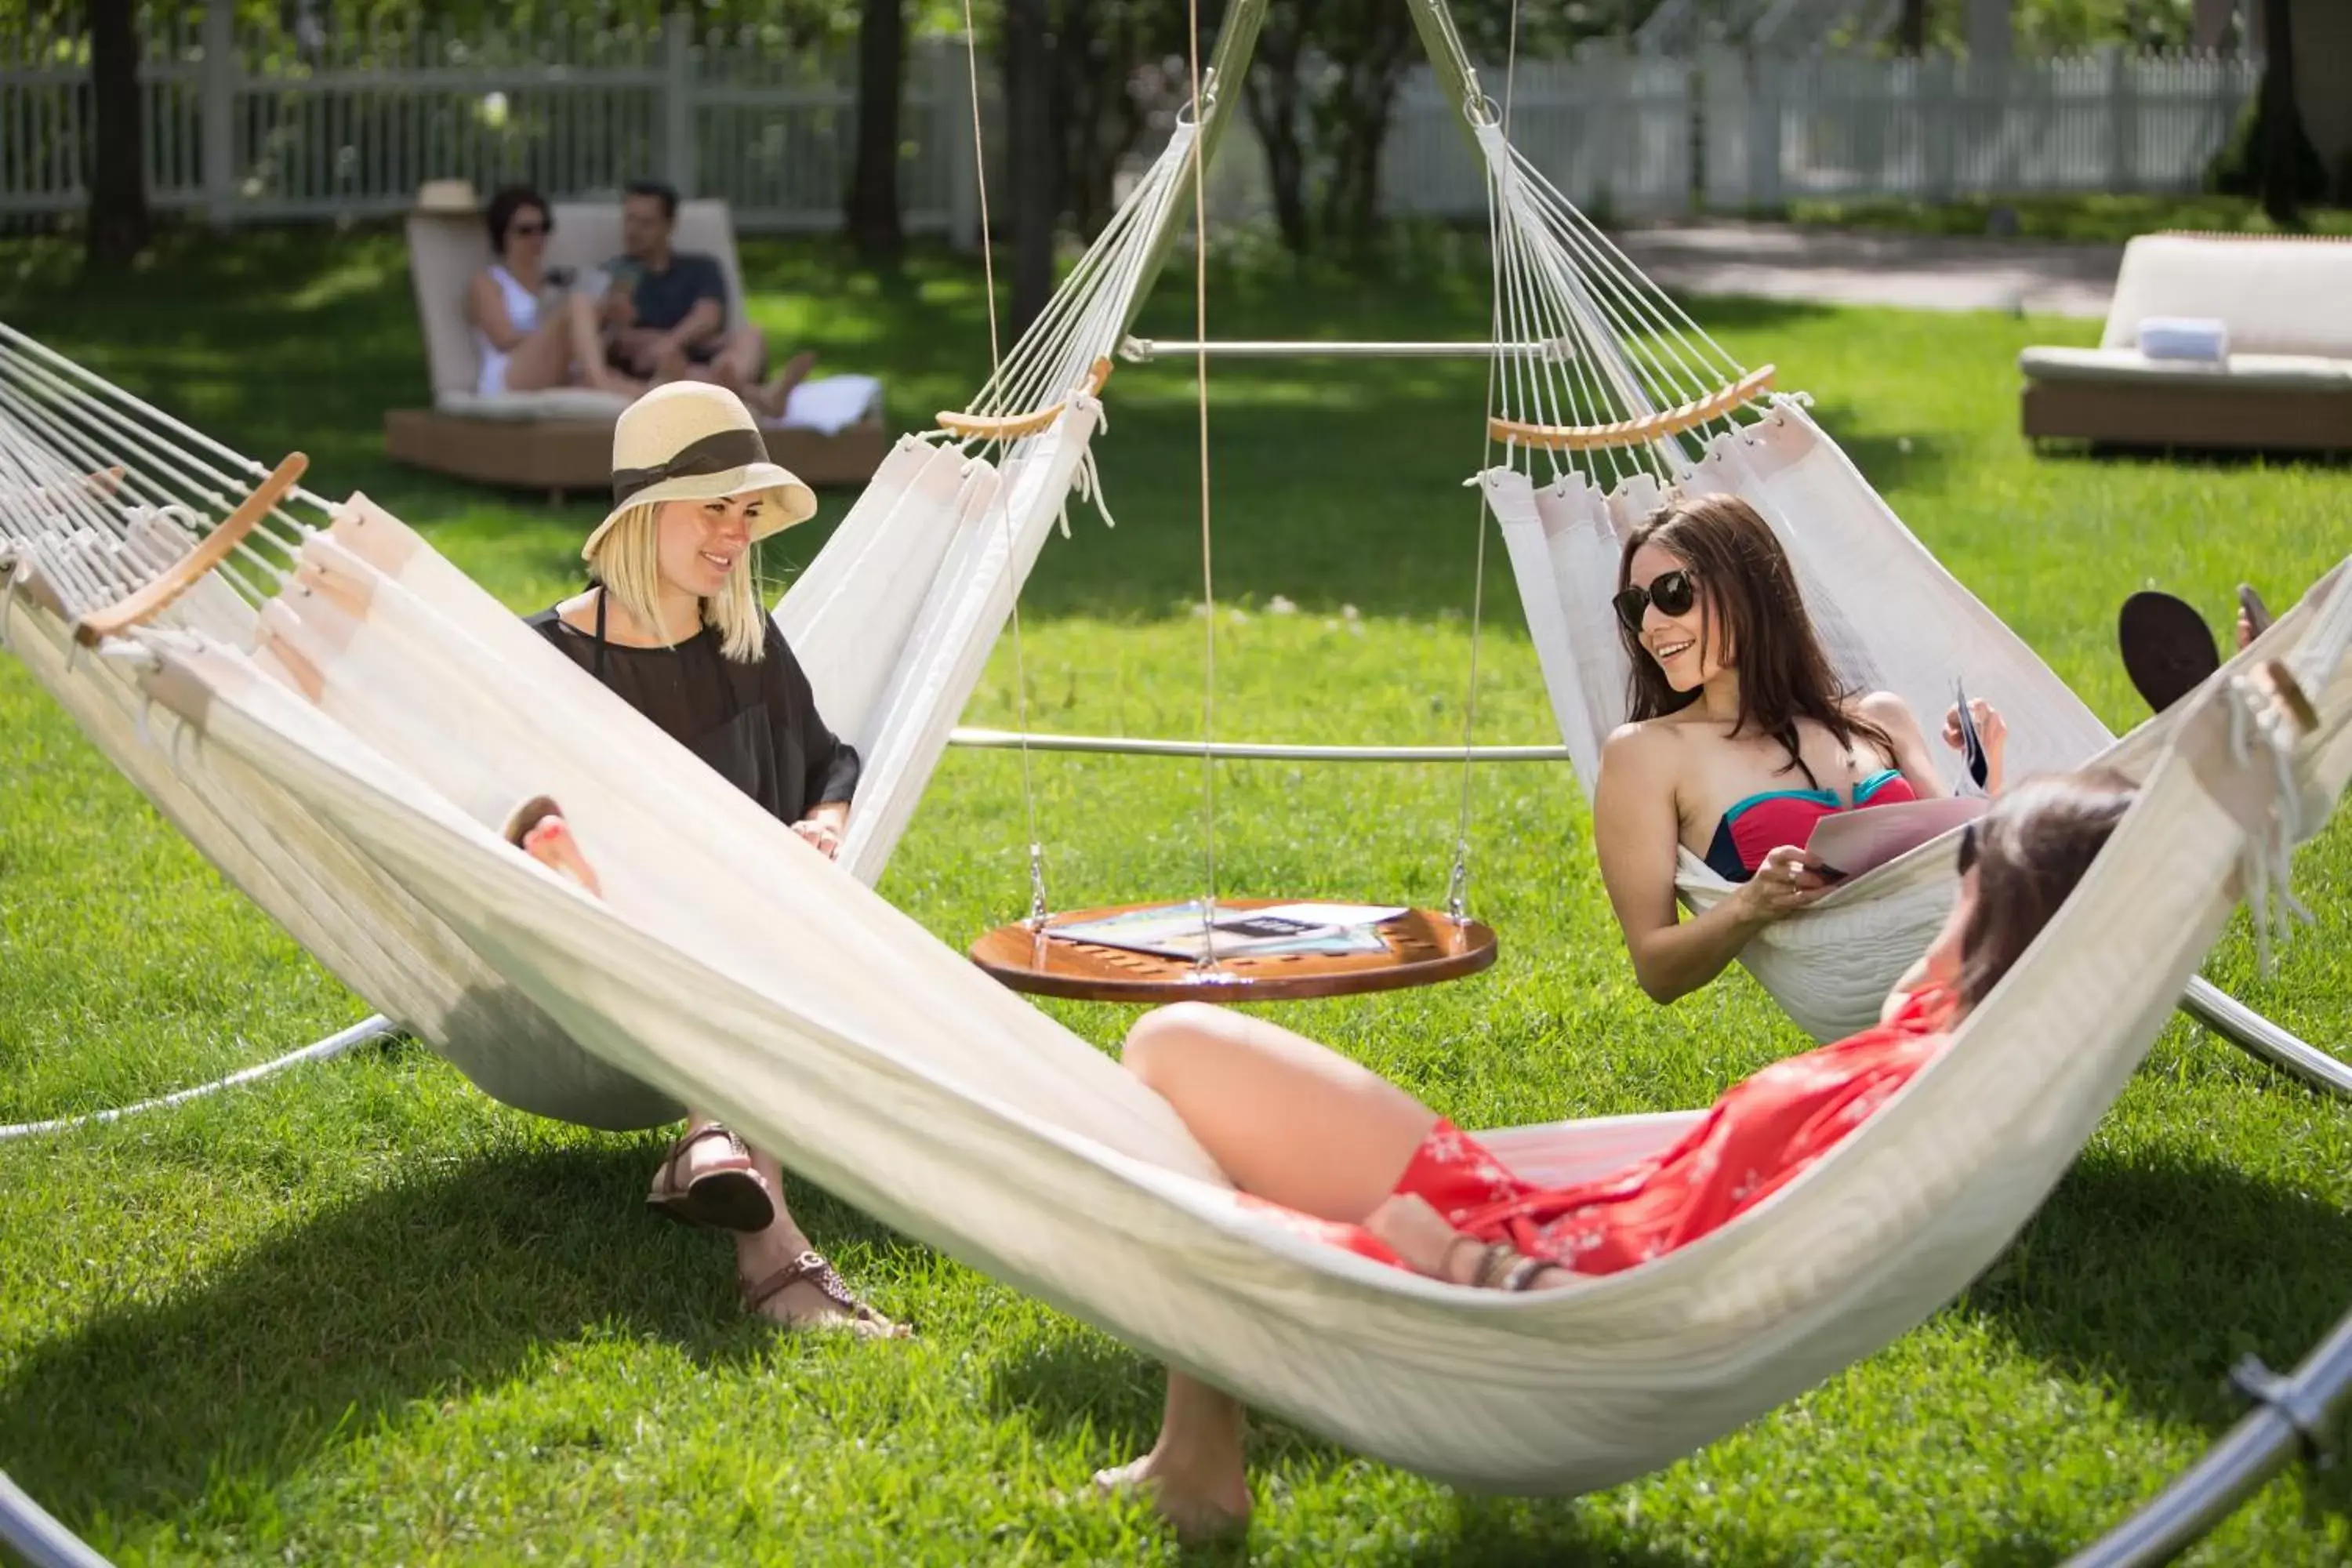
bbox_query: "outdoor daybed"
[2020,232,2352,455]
[386,187,891,498]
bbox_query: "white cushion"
[434,387,635,422]
[2102,236,2352,360]
[2019,345,2352,393]
[432,376,887,430]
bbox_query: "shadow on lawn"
[1965,1149,2352,1518]
[0,1138,916,1535]
[989,1329,1798,1568]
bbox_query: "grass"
[3,226,2352,1565]
[1780,191,2352,244]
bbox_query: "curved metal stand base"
[2064,1307,2352,1566]
[2180,977,2352,1098]
[0,1471,111,1568]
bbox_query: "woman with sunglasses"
[466,184,645,400]
[1593,494,2007,1007]
[1097,768,2134,1541]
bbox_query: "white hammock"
[98,494,2352,1494]
[1466,118,2336,1067]
[0,324,1109,1127]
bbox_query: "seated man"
[599,180,814,419]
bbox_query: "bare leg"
[493,299,592,394]
[700,322,814,419]
[1104,1004,1442,1534]
[517,815,902,1338]
[1123,1002,1439,1221]
[751,349,819,419]
[672,1122,906,1336]
[1093,1372,1253,1542]
[557,293,644,398]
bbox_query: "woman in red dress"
[1098,767,2138,1540]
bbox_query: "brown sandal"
[740,1250,910,1338]
[646,1125,775,1233]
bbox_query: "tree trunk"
[85,0,151,267]
[1004,0,1058,335]
[1897,0,1929,55]
[845,0,906,256]
[2259,0,2303,227]
[1314,0,1414,252]
[1241,0,1316,256]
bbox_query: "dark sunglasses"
[508,217,552,238]
[1613,568,1697,633]
[1956,822,1979,876]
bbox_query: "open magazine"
[1047,901,1408,962]
[1806,795,1988,879]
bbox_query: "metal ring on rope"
[1173,65,1218,127]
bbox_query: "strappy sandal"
[646,1125,776,1233]
[740,1250,911,1338]
[1461,1237,1567,1292]
[2118,590,2222,716]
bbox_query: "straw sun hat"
[583,382,818,561]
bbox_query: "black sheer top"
[526,592,859,826]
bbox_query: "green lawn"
[3,227,2351,1565]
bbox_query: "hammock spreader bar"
[936,359,1113,442]
[72,452,306,645]
[1487,365,1776,452]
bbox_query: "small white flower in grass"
[1268,594,1298,615]
[1341,603,1360,620]
[1229,607,1249,624]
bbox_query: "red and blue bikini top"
[1703,768,1917,883]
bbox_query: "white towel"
[779,374,883,434]
[2137,317,2230,363]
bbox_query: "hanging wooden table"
[971,898,1497,1004]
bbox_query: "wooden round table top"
[970,898,1498,1004]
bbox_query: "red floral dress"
[1250,984,1960,1278]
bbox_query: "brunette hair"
[1617,493,1889,783]
[484,185,551,256]
[1952,767,2137,1009]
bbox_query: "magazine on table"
[1047,901,1408,961]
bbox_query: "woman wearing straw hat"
[524,381,902,1337]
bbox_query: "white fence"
[0,14,984,236]
[0,16,2260,233]
[1702,48,2261,209]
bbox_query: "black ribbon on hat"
[611,428,768,505]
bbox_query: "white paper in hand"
[1806,795,1989,878]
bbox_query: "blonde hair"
[586,496,770,662]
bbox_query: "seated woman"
[1594,494,2009,1004]
[523,380,902,1338]
[1102,767,2137,1539]
[466,184,643,401]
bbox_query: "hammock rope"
[1182,0,1223,954]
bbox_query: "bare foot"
[1093,1454,1252,1542]
[752,350,818,419]
[521,815,603,895]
